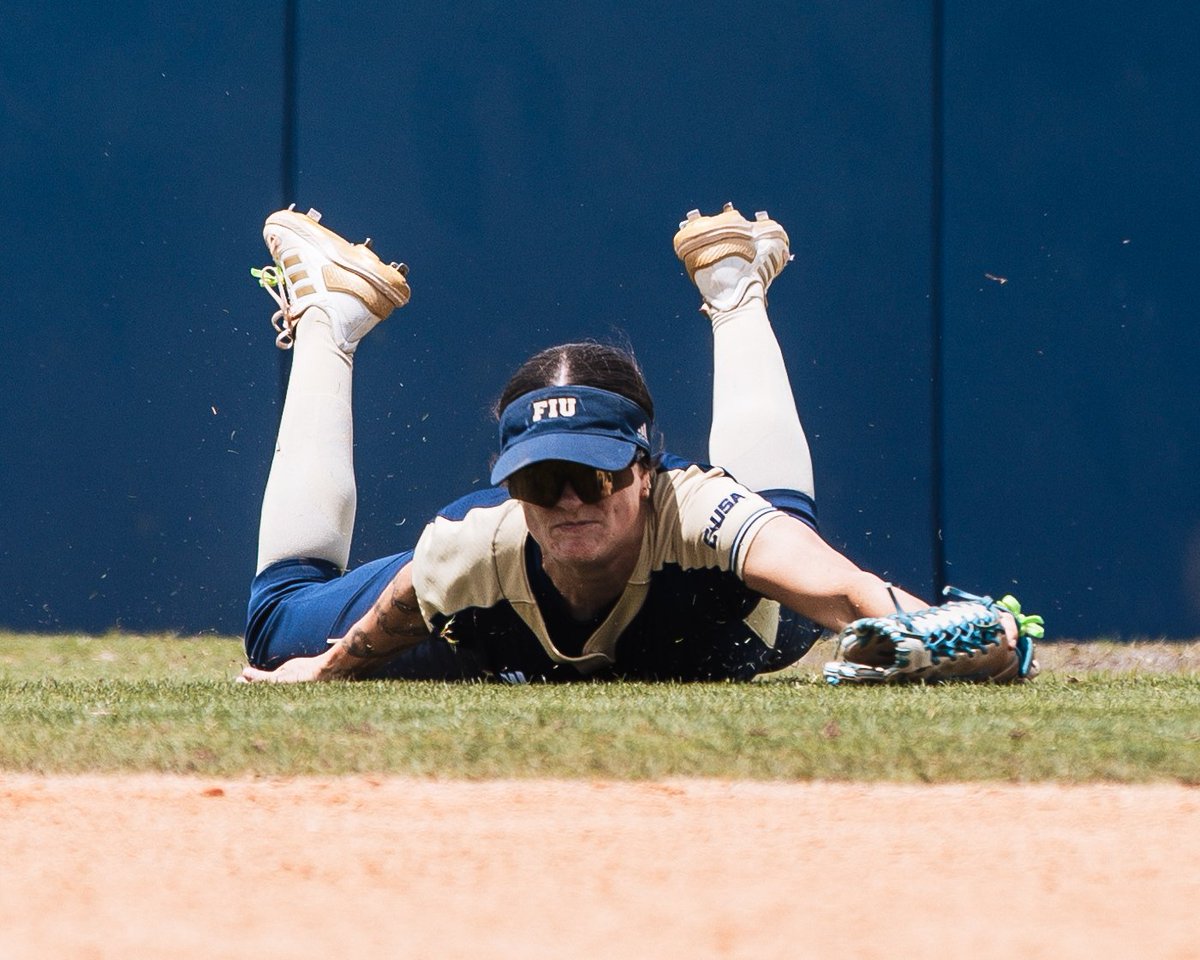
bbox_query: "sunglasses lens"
[507,466,562,507]
[508,461,636,506]
[566,463,605,503]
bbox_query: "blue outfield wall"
[0,0,1196,637]
[939,2,1200,635]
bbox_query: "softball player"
[239,203,939,683]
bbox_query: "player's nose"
[555,481,585,507]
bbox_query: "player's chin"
[545,530,612,563]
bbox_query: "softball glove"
[823,587,1043,685]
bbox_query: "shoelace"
[250,264,297,349]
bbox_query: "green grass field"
[1,632,1197,782]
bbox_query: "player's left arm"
[740,514,1018,643]
[239,561,431,683]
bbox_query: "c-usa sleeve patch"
[654,465,783,579]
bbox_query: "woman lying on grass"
[239,203,1031,685]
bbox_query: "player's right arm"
[238,562,430,683]
[741,514,927,628]
[741,514,1018,646]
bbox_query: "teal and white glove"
[823,587,1043,685]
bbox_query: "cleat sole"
[673,206,757,277]
[264,209,410,308]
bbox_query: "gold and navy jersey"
[411,454,819,681]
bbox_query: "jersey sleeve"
[411,496,523,630]
[653,464,785,579]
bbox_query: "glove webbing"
[875,586,1005,667]
[823,586,1041,684]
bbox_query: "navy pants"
[245,553,487,679]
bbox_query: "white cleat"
[257,207,411,352]
[673,203,791,313]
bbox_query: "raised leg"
[253,207,411,573]
[674,204,815,498]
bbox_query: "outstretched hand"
[237,653,330,684]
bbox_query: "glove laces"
[884,584,1042,674]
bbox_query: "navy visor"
[490,385,652,485]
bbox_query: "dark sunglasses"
[507,460,637,507]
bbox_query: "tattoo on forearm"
[343,583,430,660]
[343,632,390,659]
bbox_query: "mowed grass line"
[1,633,1198,781]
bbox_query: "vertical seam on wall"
[282,0,298,205]
[279,0,299,404]
[930,0,947,597]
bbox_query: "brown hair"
[495,341,655,420]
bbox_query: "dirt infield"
[1,776,1196,959]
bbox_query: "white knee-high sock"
[256,309,357,573]
[707,292,815,498]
